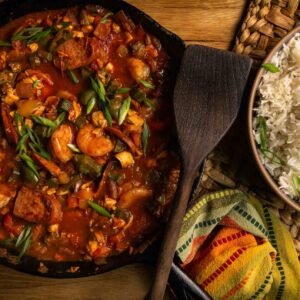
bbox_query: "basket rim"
[248,25,300,212]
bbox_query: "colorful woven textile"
[176,189,300,300]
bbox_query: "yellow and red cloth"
[176,189,300,299]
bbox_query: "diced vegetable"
[118,97,131,125]
[67,69,79,84]
[79,89,97,105]
[88,200,111,217]
[59,99,73,112]
[74,154,103,178]
[139,80,155,89]
[115,151,134,168]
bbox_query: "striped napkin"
[176,189,300,300]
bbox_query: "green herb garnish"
[19,153,39,177]
[12,26,53,44]
[32,79,41,88]
[118,96,131,125]
[139,80,155,89]
[67,69,79,84]
[16,226,32,258]
[262,63,280,73]
[86,96,96,114]
[116,87,131,94]
[16,133,29,154]
[88,200,111,218]
[31,114,56,128]
[101,12,113,24]
[292,174,300,195]
[259,149,285,166]
[103,105,113,127]
[258,116,267,150]
[142,121,149,156]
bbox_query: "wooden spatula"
[149,45,252,299]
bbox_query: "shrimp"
[51,124,74,163]
[76,124,114,157]
[127,57,150,82]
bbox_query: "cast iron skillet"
[0,0,207,284]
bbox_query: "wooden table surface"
[0,1,247,299]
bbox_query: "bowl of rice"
[249,26,300,211]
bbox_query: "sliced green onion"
[293,174,300,196]
[15,226,31,248]
[118,96,131,125]
[90,76,106,102]
[103,104,113,127]
[19,153,39,177]
[86,96,96,114]
[67,143,81,153]
[31,114,56,128]
[88,200,111,218]
[259,149,285,166]
[16,133,29,154]
[12,26,53,44]
[79,89,97,105]
[54,112,66,127]
[29,142,51,160]
[101,12,113,24]
[139,80,155,89]
[116,87,131,94]
[143,98,155,109]
[258,116,267,150]
[21,164,39,184]
[14,112,25,136]
[17,228,32,258]
[67,69,79,84]
[262,63,280,73]
[0,40,11,47]
[32,79,41,88]
[96,78,106,101]
[142,121,149,157]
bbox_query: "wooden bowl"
[248,26,300,212]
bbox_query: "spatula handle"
[149,170,194,300]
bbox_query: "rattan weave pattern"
[234,0,300,63]
[199,0,300,258]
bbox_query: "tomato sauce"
[0,5,179,262]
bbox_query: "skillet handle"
[148,168,194,300]
[170,263,211,300]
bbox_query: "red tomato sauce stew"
[0,5,179,262]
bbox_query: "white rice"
[254,33,300,200]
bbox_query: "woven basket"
[199,0,300,257]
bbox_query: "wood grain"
[0,1,247,299]
[149,45,252,299]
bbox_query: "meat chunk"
[15,81,35,98]
[43,195,63,224]
[0,183,17,209]
[54,38,108,70]
[1,102,18,144]
[13,187,62,224]
[13,187,46,223]
[93,21,112,40]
